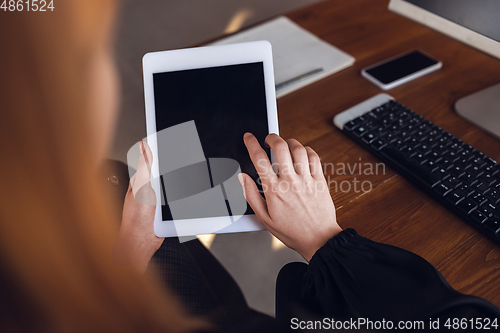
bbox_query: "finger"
[135,141,152,180]
[243,133,277,182]
[141,141,154,173]
[238,173,271,226]
[286,138,309,176]
[265,134,295,177]
[305,146,323,179]
[131,141,154,200]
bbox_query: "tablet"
[142,41,278,238]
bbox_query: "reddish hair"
[0,2,202,332]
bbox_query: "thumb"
[131,141,155,204]
[238,173,270,226]
[139,140,153,173]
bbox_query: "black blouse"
[154,228,500,332]
[275,229,500,331]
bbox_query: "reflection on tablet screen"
[153,62,270,221]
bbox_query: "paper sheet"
[210,16,355,98]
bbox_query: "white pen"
[275,67,324,91]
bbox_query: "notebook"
[210,16,355,98]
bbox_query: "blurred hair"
[0,2,201,332]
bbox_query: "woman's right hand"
[238,133,342,261]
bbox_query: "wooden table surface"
[276,0,500,306]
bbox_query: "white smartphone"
[361,50,442,90]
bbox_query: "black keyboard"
[336,96,500,244]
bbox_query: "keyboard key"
[472,157,487,168]
[442,177,461,189]
[434,168,450,180]
[392,139,407,150]
[444,191,464,205]
[453,158,469,170]
[449,165,466,178]
[387,112,398,120]
[363,120,376,129]
[469,164,482,174]
[438,136,452,145]
[479,174,496,185]
[405,123,418,133]
[475,151,486,158]
[460,149,474,161]
[412,153,428,165]
[484,162,499,175]
[371,139,387,151]
[414,130,428,140]
[367,110,379,119]
[486,190,500,204]
[444,150,460,162]
[397,130,411,141]
[456,183,474,197]
[379,118,392,127]
[353,126,368,137]
[401,146,417,157]
[383,132,397,143]
[470,192,487,206]
[418,121,430,130]
[372,106,387,117]
[441,132,453,140]
[424,137,439,147]
[422,160,438,172]
[469,209,487,224]
[427,151,441,162]
[486,202,499,214]
[457,198,477,214]
[344,119,362,131]
[472,182,490,194]
[426,129,441,139]
[433,182,452,196]
[436,160,453,171]
[478,207,495,219]
[483,219,500,234]
[373,126,387,135]
[406,137,420,148]
[389,124,401,133]
[362,132,377,144]
[434,144,450,154]
[459,172,476,185]
[449,141,463,151]
[419,143,430,151]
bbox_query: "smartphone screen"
[365,50,439,84]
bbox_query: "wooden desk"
[278,0,500,306]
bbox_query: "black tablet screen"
[153,62,270,221]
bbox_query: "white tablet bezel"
[142,41,278,238]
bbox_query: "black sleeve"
[278,228,500,325]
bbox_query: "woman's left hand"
[112,141,163,269]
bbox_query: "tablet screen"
[153,62,270,221]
